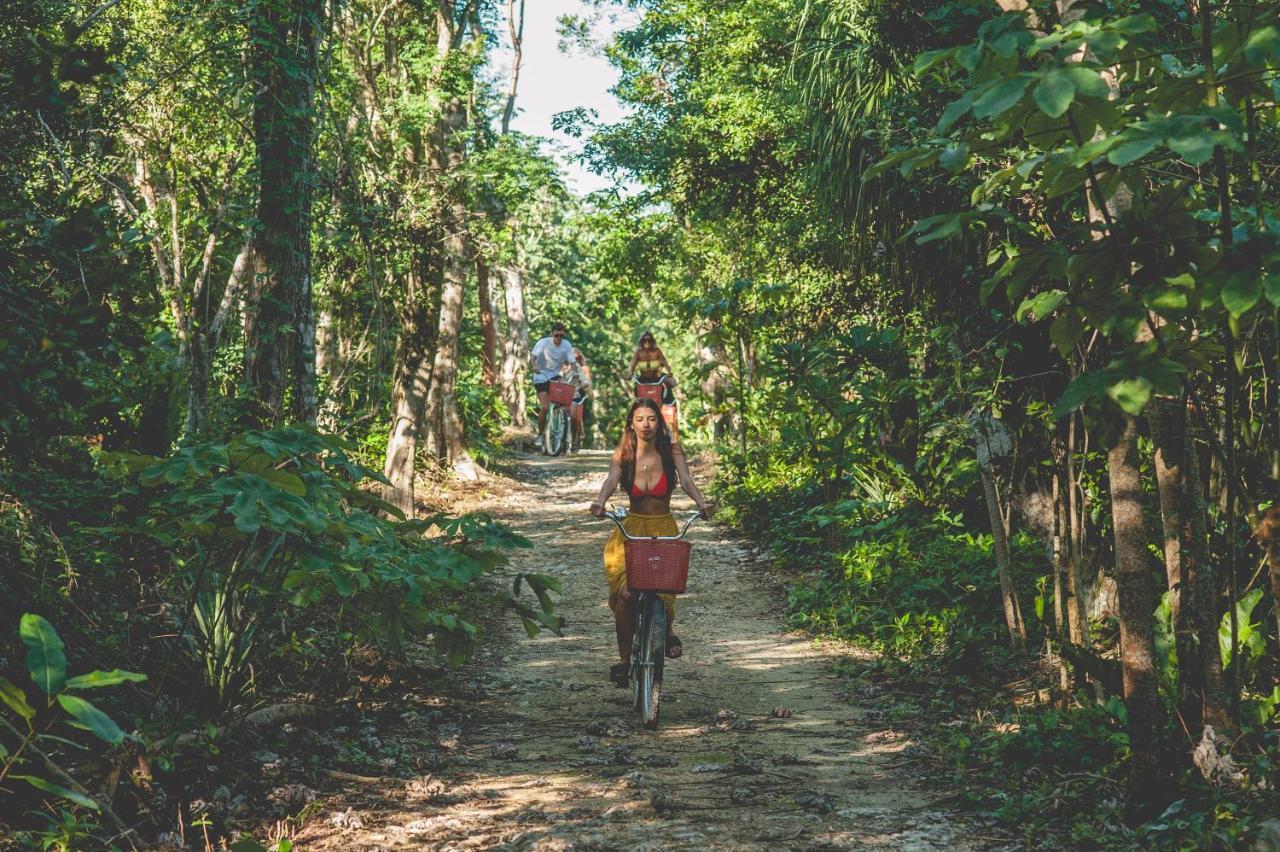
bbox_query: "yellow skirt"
[604,511,678,623]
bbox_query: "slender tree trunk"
[980,465,1028,650]
[1186,414,1228,728]
[501,0,525,135]
[383,263,441,516]
[421,95,481,480]
[243,0,324,427]
[182,235,254,442]
[1107,414,1167,804]
[476,258,499,386]
[1258,506,1280,665]
[499,265,529,426]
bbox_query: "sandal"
[609,663,630,688]
[665,635,683,659]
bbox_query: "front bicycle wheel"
[546,404,568,456]
[632,593,666,729]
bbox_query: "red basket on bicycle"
[625,538,691,593]
[547,380,575,406]
[634,383,664,404]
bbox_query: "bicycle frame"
[598,507,700,728]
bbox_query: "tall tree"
[243,0,326,427]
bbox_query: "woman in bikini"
[627,330,676,404]
[589,398,713,687]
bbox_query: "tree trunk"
[476,258,499,386]
[499,265,529,426]
[243,0,324,428]
[1107,414,1167,803]
[980,465,1027,650]
[182,235,253,442]
[421,95,481,480]
[501,0,525,135]
[1185,414,1228,728]
[1258,506,1280,668]
[382,263,441,517]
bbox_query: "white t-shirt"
[531,336,575,383]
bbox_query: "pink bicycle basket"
[547,380,575,406]
[634,383,664,403]
[625,538,691,593]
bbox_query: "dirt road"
[299,451,977,850]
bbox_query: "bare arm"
[590,456,623,515]
[671,444,712,516]
[627,350,639,375]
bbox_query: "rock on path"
[299,450,981,850]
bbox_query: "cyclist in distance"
[628,330,676,404]
[563,347,593,452]
[589,398,713,687]
[529,321,575,451]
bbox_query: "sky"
[495,0,632,195]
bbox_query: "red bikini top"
[625,468,672,498]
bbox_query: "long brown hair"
[614,398,675,492]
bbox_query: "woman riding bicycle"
[589,399,713,687]
[563,347,593,451]
[627,331,676,405]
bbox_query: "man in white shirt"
[530,321,575,449]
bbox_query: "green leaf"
[13,776,100,810]
[972,76,1030,120]
[1107,377,1153,415]
[0,676,36,722]
[1264,269,1280,307]
[936,91,975,133]
[20,614,66,696]
[65,669,147,691]
[1064,65,1110,98]
[1149,288,1188,313]
[1017,289,1067,321]
[1244,25,1280,65]
[57,695,126,744]
[1033,69,1075,118]
[938,143,970,173]
[1222,273,1262,317]
[1168,132,1218,166]
[1107,135,1160,166]
[1050,311,1085,357]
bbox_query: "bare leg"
[612,591,634,665]
[535,390,550,434]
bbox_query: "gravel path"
[298,450,981,850]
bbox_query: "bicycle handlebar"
[598,507,701,541]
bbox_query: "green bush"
[100,426,551,710]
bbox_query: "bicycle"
[542,380,574,456]
[599,507,702,728]
[633,374,678,438]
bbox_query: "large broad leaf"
[20,614,66,696]
[57,695,127,744]
[1106,377,1153,415]
[1264,268,1280,307]
[1016,289,1067,322]
[1050,310,1085,357]
[14,775,100,810]
[936,91,975,133]
[1065,65,1110,98]
[938,143,970,173]
[1108,135,1160,166]
[64,669,147,691]
[1033,68,1075,118]
[972,76,1031,120]
[1222,273,1262,317]
[1243,25,1280,65]
[0,676,36,722]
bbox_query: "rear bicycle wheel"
[546,404,568,456]
[632,593,666,728]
